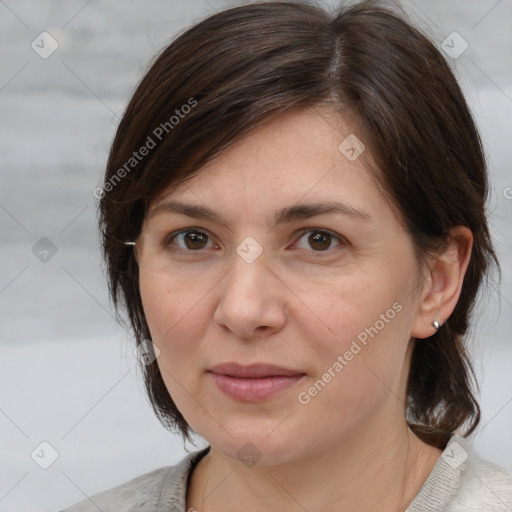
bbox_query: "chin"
[194,419,314,467]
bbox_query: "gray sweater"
[60,434,512,511]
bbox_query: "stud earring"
[432,320,441,330]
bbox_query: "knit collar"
[156,434,470,512]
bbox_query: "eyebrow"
[148,199,372,226]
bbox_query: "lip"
[208,362,306,402]
[209,362,304,378]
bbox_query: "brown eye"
[308,231,331,251]
[294,229,344,252]
[168,230,212,251]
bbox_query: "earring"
[432,320,441,330]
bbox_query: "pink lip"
[208,362,306,402]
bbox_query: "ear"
[411,226,473,339]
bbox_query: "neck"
[187,421,442,512]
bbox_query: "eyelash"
[163,227,347,255]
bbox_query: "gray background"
[1,1,511,510]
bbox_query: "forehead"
[150,107,394,225]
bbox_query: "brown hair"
[98,0,500,448]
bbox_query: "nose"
[213,247,287,340]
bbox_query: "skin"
[136,107,473,512]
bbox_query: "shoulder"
[408,434,512,512]
[58,447,210,512]
[58,466,173,512]
[448,448,512,511]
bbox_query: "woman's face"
[137,107,431,464]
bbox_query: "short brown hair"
[98,0,500,448]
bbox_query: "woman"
[61,1,512,510]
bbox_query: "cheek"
[139,269,209,344]
[293,270,398,356]
[293,268,413,410]
[139,272,210,422]
[295,312,410,440]
[139,271,212,398]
